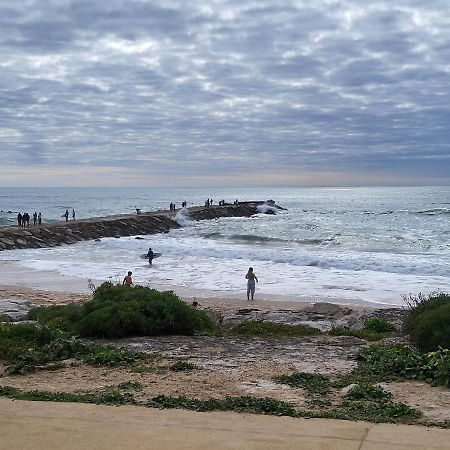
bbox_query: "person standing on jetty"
[123,271,133,286]
[245,267,258,301]
[72,209,76,220]
[64,209,69,222]
[33,212,37,225]
[17,212,22,227]
[38,212,42,225]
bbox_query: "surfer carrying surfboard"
[146,247,154,265]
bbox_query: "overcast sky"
[0,0,449,187]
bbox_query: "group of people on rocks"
[63,209,76,222]
[17,212,41,226]
[169,202,177,211]
[16,208,76,226]
[205,198,213,207]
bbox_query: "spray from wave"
[175,208,196,227]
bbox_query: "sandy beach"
[0,259,378,312]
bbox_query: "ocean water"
[1,186,449,306]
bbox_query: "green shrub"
[28,283,217,338]
[404,292,450,351]
[364,317,394,333]
[408,302,450,352]
[230,321,320,337]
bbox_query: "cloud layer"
[1,0,449,186]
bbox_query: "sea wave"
[416,208,450,215]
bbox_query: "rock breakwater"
[0,202,277,251]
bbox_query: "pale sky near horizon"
[0,0,449,187]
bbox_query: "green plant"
[28,283,217,338]
[170,360,198,372]
[116,381,144,391]
[230,321,320,337]
[82,345,146,367]
[426,347,450,387]
[0,314,12,323]
[344,383,392,402]
[274,372,330,396]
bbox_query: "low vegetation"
[28,283,217,338]
[0,322,145,374]
[330,317,396,341]
[230,321,320,337]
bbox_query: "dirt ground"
[1,334,450,422]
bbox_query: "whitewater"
[0,186,449,306]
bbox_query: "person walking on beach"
[146,247,154,266]
[245,267,258,301]
[123,271,133,286]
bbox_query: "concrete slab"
[0,398,449,450]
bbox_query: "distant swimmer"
[245,267,258,301]
[146,247,154,266]
[123,271,133,286]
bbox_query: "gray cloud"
[0,0,449,185]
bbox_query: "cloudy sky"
[0,0,449,187]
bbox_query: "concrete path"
[0,398,449,450]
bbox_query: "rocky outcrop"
[185,201,283,221]
[0,202,280,251]
[217,302,405,332]
[0,214,179,251]
[0,298,34,321]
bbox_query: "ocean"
[1,186,449,306]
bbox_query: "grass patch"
[82,345,146,367]
[0,314,12,323]
[274,372,330,396]
[148,395,297,416]
[116,381,144,391]
[28,283,217,338]
[0,386,136,406]
[230,321,320,338]
[344,383,392,402]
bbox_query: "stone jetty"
[0,201,280,251]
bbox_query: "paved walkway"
[0,398,449,449]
